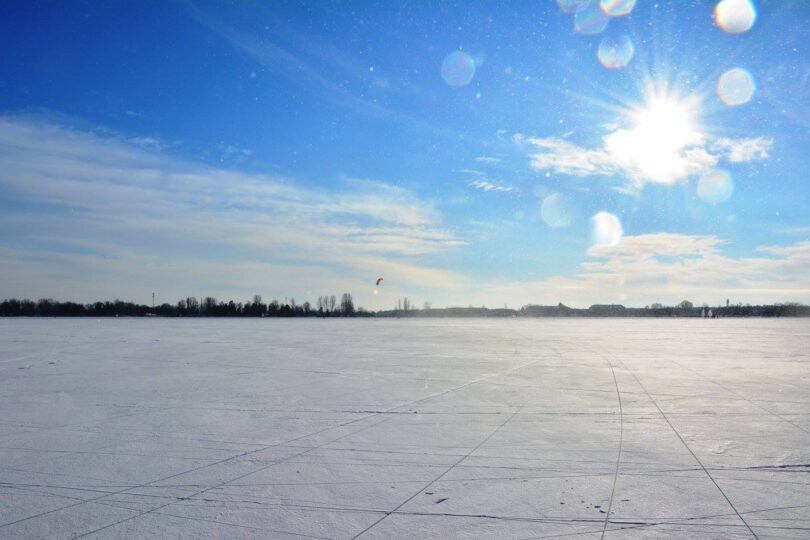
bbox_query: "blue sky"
[1,0,809,308]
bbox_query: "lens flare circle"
[540,193,573,228]
[600,0,636,17]
[575,2,610,35]
[714,0,757,34]
[697,170,734,204]
[591,212,623,246]
[717,68,755,106]
[441,51,476,87]
[597,35,635,68]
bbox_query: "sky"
[1,0,809,310]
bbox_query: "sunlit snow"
[2,319,808,538]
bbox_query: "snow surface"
[0,318,809,539]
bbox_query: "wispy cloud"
[527,137,620,177]
[220,143,253,157]
[780,226,810,236]
[0,115,466,303]
[710,137,773,163]
[187,5,460,141]
[127,136,166,149]
[474,156,501,164]
[470,180,513,193]
[586,233,723,258]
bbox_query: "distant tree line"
[377,300,810,318]
[0,294,366,317]
[1,296,808,318]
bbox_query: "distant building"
[520,305,559,316]
[588,304,626,316]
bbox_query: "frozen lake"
[1,318,809,539]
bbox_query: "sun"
[632,97,697,154]
[603,88,704,184]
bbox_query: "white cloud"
[474,156,501,164]
[710,137,773,162]
[475,233,810,307]
[780,226,810,236]
[0,116,466,303]
[470,180,513,193]
[756,242,810,259]
[0,115,798,309]
[524,108,771,188]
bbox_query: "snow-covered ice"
[1,318,809,539]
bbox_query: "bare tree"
[340,293,355,314]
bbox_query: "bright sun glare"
[604,90,703,184]
[633,98,697,152]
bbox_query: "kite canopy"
[375,277,384,286]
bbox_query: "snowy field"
[1,318,809,539]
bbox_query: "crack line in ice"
[50,345,554,537]
[599,356,624,539]
[350,407,523,539]
[658,356,810,438]
[65,414,396,539]
[601,351,761,540]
